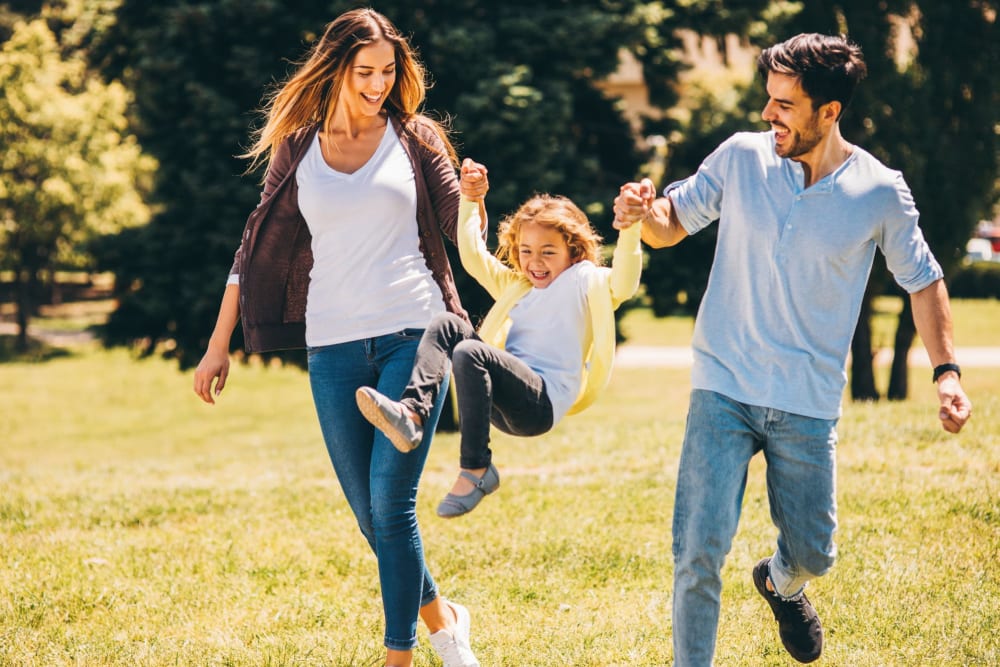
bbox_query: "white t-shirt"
[505,260,594,424]
[295,122,446,346]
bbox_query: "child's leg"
[400,312,478,423]
[435,341,553,517]
[451,339,553,472]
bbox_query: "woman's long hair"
[242,8,455,172]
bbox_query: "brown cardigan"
[230,114,468,353]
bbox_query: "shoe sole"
[355,388,419,453]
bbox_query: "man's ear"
[822,100,842,123]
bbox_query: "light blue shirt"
[668,131,942,419]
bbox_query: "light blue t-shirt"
[668,131,942,419]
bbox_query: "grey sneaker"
[355,387,423,453]
[429,599,479,667]
[752,557,823,663]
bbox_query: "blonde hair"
[496,194,603,273]
[242,8,456,172]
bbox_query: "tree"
[0,16,152,351]
[87,0,771,367]
[640,1,999,400]
[773,0,999,400]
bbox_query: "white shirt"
[506,260,594,423]
[295,122,445,346]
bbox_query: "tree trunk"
[887,297,916,400]
[13,269,31,353]
[850,284,879,401]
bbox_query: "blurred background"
[2,0,997,403]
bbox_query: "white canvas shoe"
[429,599,479,667]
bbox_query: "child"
[356,159,643,517]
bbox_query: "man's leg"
[672,390,760,667]
[751,408,838,663]
[762,409,838,595]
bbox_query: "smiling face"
[339,39,397,120]
[517,222,575,289]
[760,72,829,160]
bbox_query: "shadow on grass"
[0,334,75,363]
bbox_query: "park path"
[3,320,997,369]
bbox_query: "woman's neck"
[327,107,388,139]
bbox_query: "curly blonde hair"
[496,194,603,273]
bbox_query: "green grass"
[1,344,997,666]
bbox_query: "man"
[613,33,972,666]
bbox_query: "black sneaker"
[752,557,823,663]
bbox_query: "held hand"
[613,177,655,230]
[193,346,231,405]
[460,158,489,201]
[936,375,971,433]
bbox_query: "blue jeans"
[672,389,838,667]
[307,329,449,651]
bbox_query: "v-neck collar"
[318,120,395,179]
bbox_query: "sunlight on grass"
[1,347,998,666]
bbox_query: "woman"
[193,9,482,667]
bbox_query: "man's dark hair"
[757,33,868,119]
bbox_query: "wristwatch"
[932,363,961,383]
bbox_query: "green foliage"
[0,15,152,346]
[950,262,1000,299]
[783,0,999,274]
[85,0,774,366]
[641,1,1000,317]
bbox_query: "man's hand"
[613,177,655,230]
[936,375,971,433]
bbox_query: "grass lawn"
[1,340,997,666]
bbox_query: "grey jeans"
[400,312,553,469]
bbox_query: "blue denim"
[307,329,449,651]
[672,389,838,667]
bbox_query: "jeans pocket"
[395,328,425,339]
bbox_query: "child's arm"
[460,158,489,233]
[457,160,515,299]
[608,221,644,309]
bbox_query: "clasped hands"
[460,158,489,201]
[613,177,656,230]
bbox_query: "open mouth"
[362,93,382,104]
[528,270,549,283]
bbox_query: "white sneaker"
[429,599,480,667]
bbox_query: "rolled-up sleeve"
[664,138,732,235]
[879,173,943,294]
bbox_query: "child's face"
[517,222,574,289]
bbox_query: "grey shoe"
[436,464,500,518]
[355,386,423,453]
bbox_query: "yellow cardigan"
[456,197,643,415]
